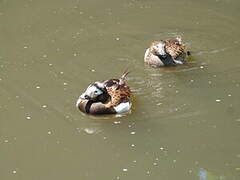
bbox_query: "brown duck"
[144,36,191,67]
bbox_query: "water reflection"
[198,168,225,180]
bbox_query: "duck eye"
[94,90,98,94]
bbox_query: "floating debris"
[26,116,31,120]
[12,170,17,174]
[235,168,240,172]
[215,99,221,102]
[84,128,96,135]
[42,105,47,108]
[130,131,136,135]
[114,121,121,124]
[122,168,128,172]
[36,86,40,89]
[47,131,52,135]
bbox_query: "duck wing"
[164,37,187,58]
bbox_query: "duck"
[144,36,191,67]
[76,71,132,115]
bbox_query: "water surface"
[0,0,240,179]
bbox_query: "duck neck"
[157,53,176,66]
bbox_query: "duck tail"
[176,35,182,44]
[119,69,130,85]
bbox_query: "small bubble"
[200,66,204,69]
[173,159,177,163]
[12,170,17,174]
[73,53,77,57]
[91,69,95,72]
[116,37,120,41]
[216,99,221,102]
[228,94,232,97]
[122,168,128,172]
[49,63,53,66]
[26,116,31,120]
[4,139,9,143]
[43,54,47,58]
[153,162,158,166]
[63,82,68,86]
[47,131,52,135]
[130,131,136,135]
[190,79,194,82]
[131,144,135,147]
[60,71,64,74]
[42,105,47,108]
[36,86,40,89]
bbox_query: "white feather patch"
[114,102,131,113]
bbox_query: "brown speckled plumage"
[103,72,131,108]
[164,36,187,59]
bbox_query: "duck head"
[150,41,167,57]
[80,82,106,100]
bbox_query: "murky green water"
[1,0,240,179]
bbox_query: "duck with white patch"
[76,71,132,115]
[144,36,191,67]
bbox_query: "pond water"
[0,0,239,179]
